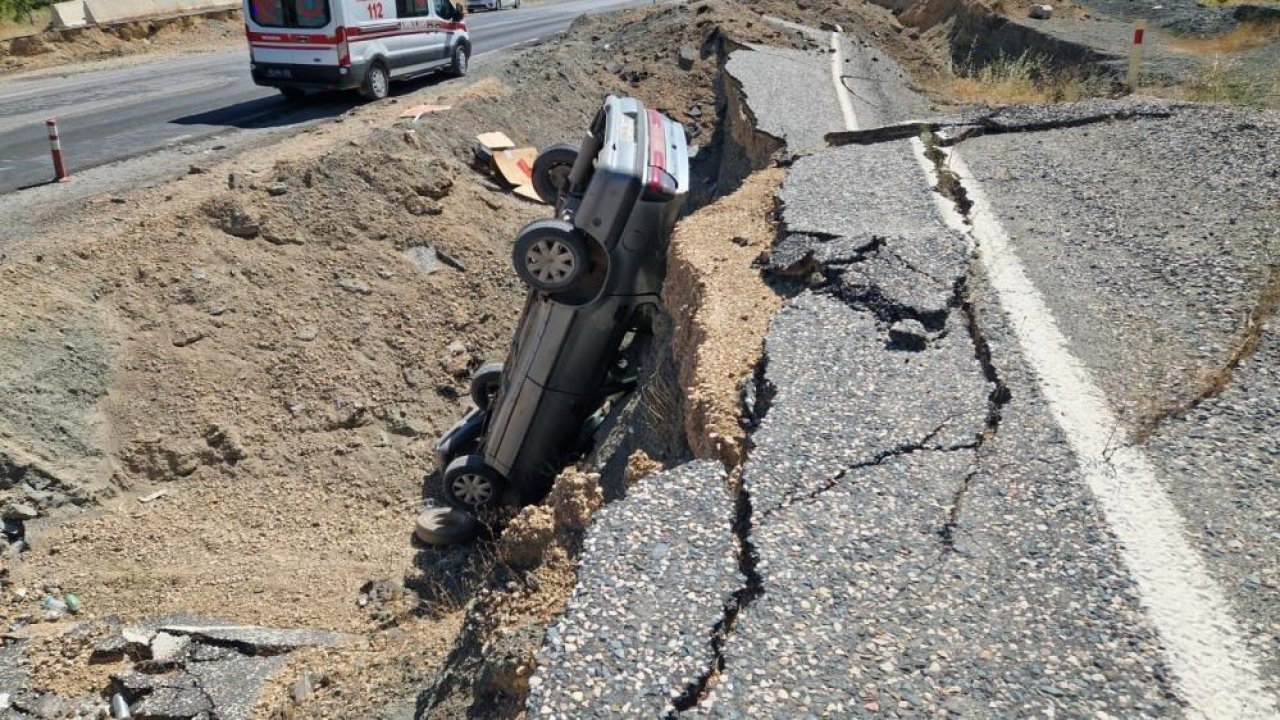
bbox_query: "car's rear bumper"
[250,61,368,91]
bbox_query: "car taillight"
[643,110,675,201]
[336,26,350,67]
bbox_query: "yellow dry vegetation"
[0,6,49,39]
[942,53,1110,106]
[1170,21,1280,53]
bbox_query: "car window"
[397,0,430,17]
[249,0,330,28]
[433,0,457,20]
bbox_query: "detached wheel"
[531,144,579,205]
[513,219,589,293]
[448,43,470,77]
[415,507,478,546]
[469,362,503,409]
[360,62,390,101]
[443,454,505,510]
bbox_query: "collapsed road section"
[525,17,1279,720]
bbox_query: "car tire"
[469,362,503,409]
[443,454,505,510]
[279,87,307,100]
[360,62,390,101]
[415,507,478,546]
[512,220,589,293]
[448,43,469,77]
[531,143,579,205]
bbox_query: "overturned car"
[435,95,690,509]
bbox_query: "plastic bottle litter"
[110,692,132,718]
[64,593,82,614]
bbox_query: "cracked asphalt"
[529,20,1278,720]
[958,103,1280,700]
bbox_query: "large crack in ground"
[1134,264,1280,442]
[824,103,1178,149]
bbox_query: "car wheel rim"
[374,70,388,97]
[452,473,492,506]
[526,238,575,284]
[458,50,467,73]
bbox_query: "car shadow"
[171,72,459,130]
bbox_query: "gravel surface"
[526,461,740,718]
[958,102,1280,697]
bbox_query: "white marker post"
[45,118,70,183]
[1127,19,1146,92]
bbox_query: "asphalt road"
[530,19,1279,719]
[0,0,640,194]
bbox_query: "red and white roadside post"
[1127,19,1146,92]
[45,117,70,183]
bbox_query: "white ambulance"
[244,0,471,100]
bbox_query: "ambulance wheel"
[469,362,503,409]
[279,87,306,101]
[449,43,470,77]
[512,220,588,293]
[360,62,390,101]
[531,144,579,205]
[443,455,505,510]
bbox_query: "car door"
[392,0,444,70]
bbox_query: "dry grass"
[943,52,1113,106]
[0,5,49,39]
[1170,21,1280,53]
[1198,0,1280,7]
[1177,54,1278,106]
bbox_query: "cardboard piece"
[512,184,545,204]
[475,132,515,151]
[492,147,538,189]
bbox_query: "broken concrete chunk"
[1029,4,1053,18]
[122,626,156,648]
[92,634,131,662]
[187,654,290,720]
[131,686,213,719]
[2,502,38,521]
[158,625,347,654]
[677,43,697,70]
[150,632,190,663]
[403,246,439,275]
[336,278,371,295]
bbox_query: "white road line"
[912,142,1276,719]
[828,31,858,132]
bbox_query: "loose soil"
[664,169,786,468]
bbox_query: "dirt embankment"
[0,10,242,77]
